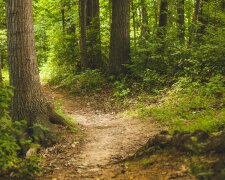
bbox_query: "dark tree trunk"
[61,1,65,32]
[140,0,149,38]
[108,0,130,75]
[158,0,168,39]
[189,0,200,44]
[157,0,168,53]
[6,0,66,146]
[197,0,209,39]
[193,0,201,23]
[177,0,185,44]
[79,0,88,69]
[86,0,102,69]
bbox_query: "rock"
[171,131,196,152]
[192,130,209,142]
[160,130,169,135]
[205,133,225,153]
[26,147,39,157]
[151,134,172,148]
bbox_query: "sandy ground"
[38,87,160,179]
[38,87,194,180]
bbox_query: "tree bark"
[86,0,102,69]
[177,0,185,44]
[197,0,209,39]
[189,0,200,44]
[158,0,168,39]
[193,0,201,24]
[108,0,130,75]
[157,0,168,53]
[79,0,88,69]
[6,0,66,146]
[140,0,149,38]
[61,0,65,32]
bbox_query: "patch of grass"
[139,157,154,168]
[129,76,225,133]
[40,61,105,94]
[54,100,77,133]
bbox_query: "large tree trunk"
[177,0,185,44]
[108,0,130,75]
[86,0,102,69]
[6,0,66,146]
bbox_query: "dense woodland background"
[1,0,225,178]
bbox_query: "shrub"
[113,79,130,99]
[133,76,225,133]
[0,83,41,178]
[44,67,105,94]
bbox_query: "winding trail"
[40,87,160,179]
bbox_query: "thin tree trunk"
[189,0,201,44]
[197,0,209,38]
[108,0,130,75]
[61,4,65,32]
[131,0,137,47]
[140,0,149,38]
[177,0,185,44]
[6,0,66,146]
[193,0,201,23]
[157,0,168,53]
[86,0,102,69]
[79,0,88,69]
[158,0,168,38]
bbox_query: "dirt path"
[39,87,160,179]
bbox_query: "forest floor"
[38,86,195,180]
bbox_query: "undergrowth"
[54,100,77,132]
[127,75,225,134]
[41,60,105,94]
[0,83,42,178]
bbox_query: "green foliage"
[54,101,77,132]
[0,84,41,178]
[11,156,42,178]
[0,117,22,172]
[45,67,105,94]
[132,75,225,133]
[0,84,13,117]
[190,163,213,179]
[113,79,130,99]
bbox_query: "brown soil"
[38,87,194,180]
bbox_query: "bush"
[0,83,41,178]
[69,69,105,94]
[44,67,105,94]
[113,78,130,99]
[133,76,225,133]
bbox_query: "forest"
[1,0,225,179]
